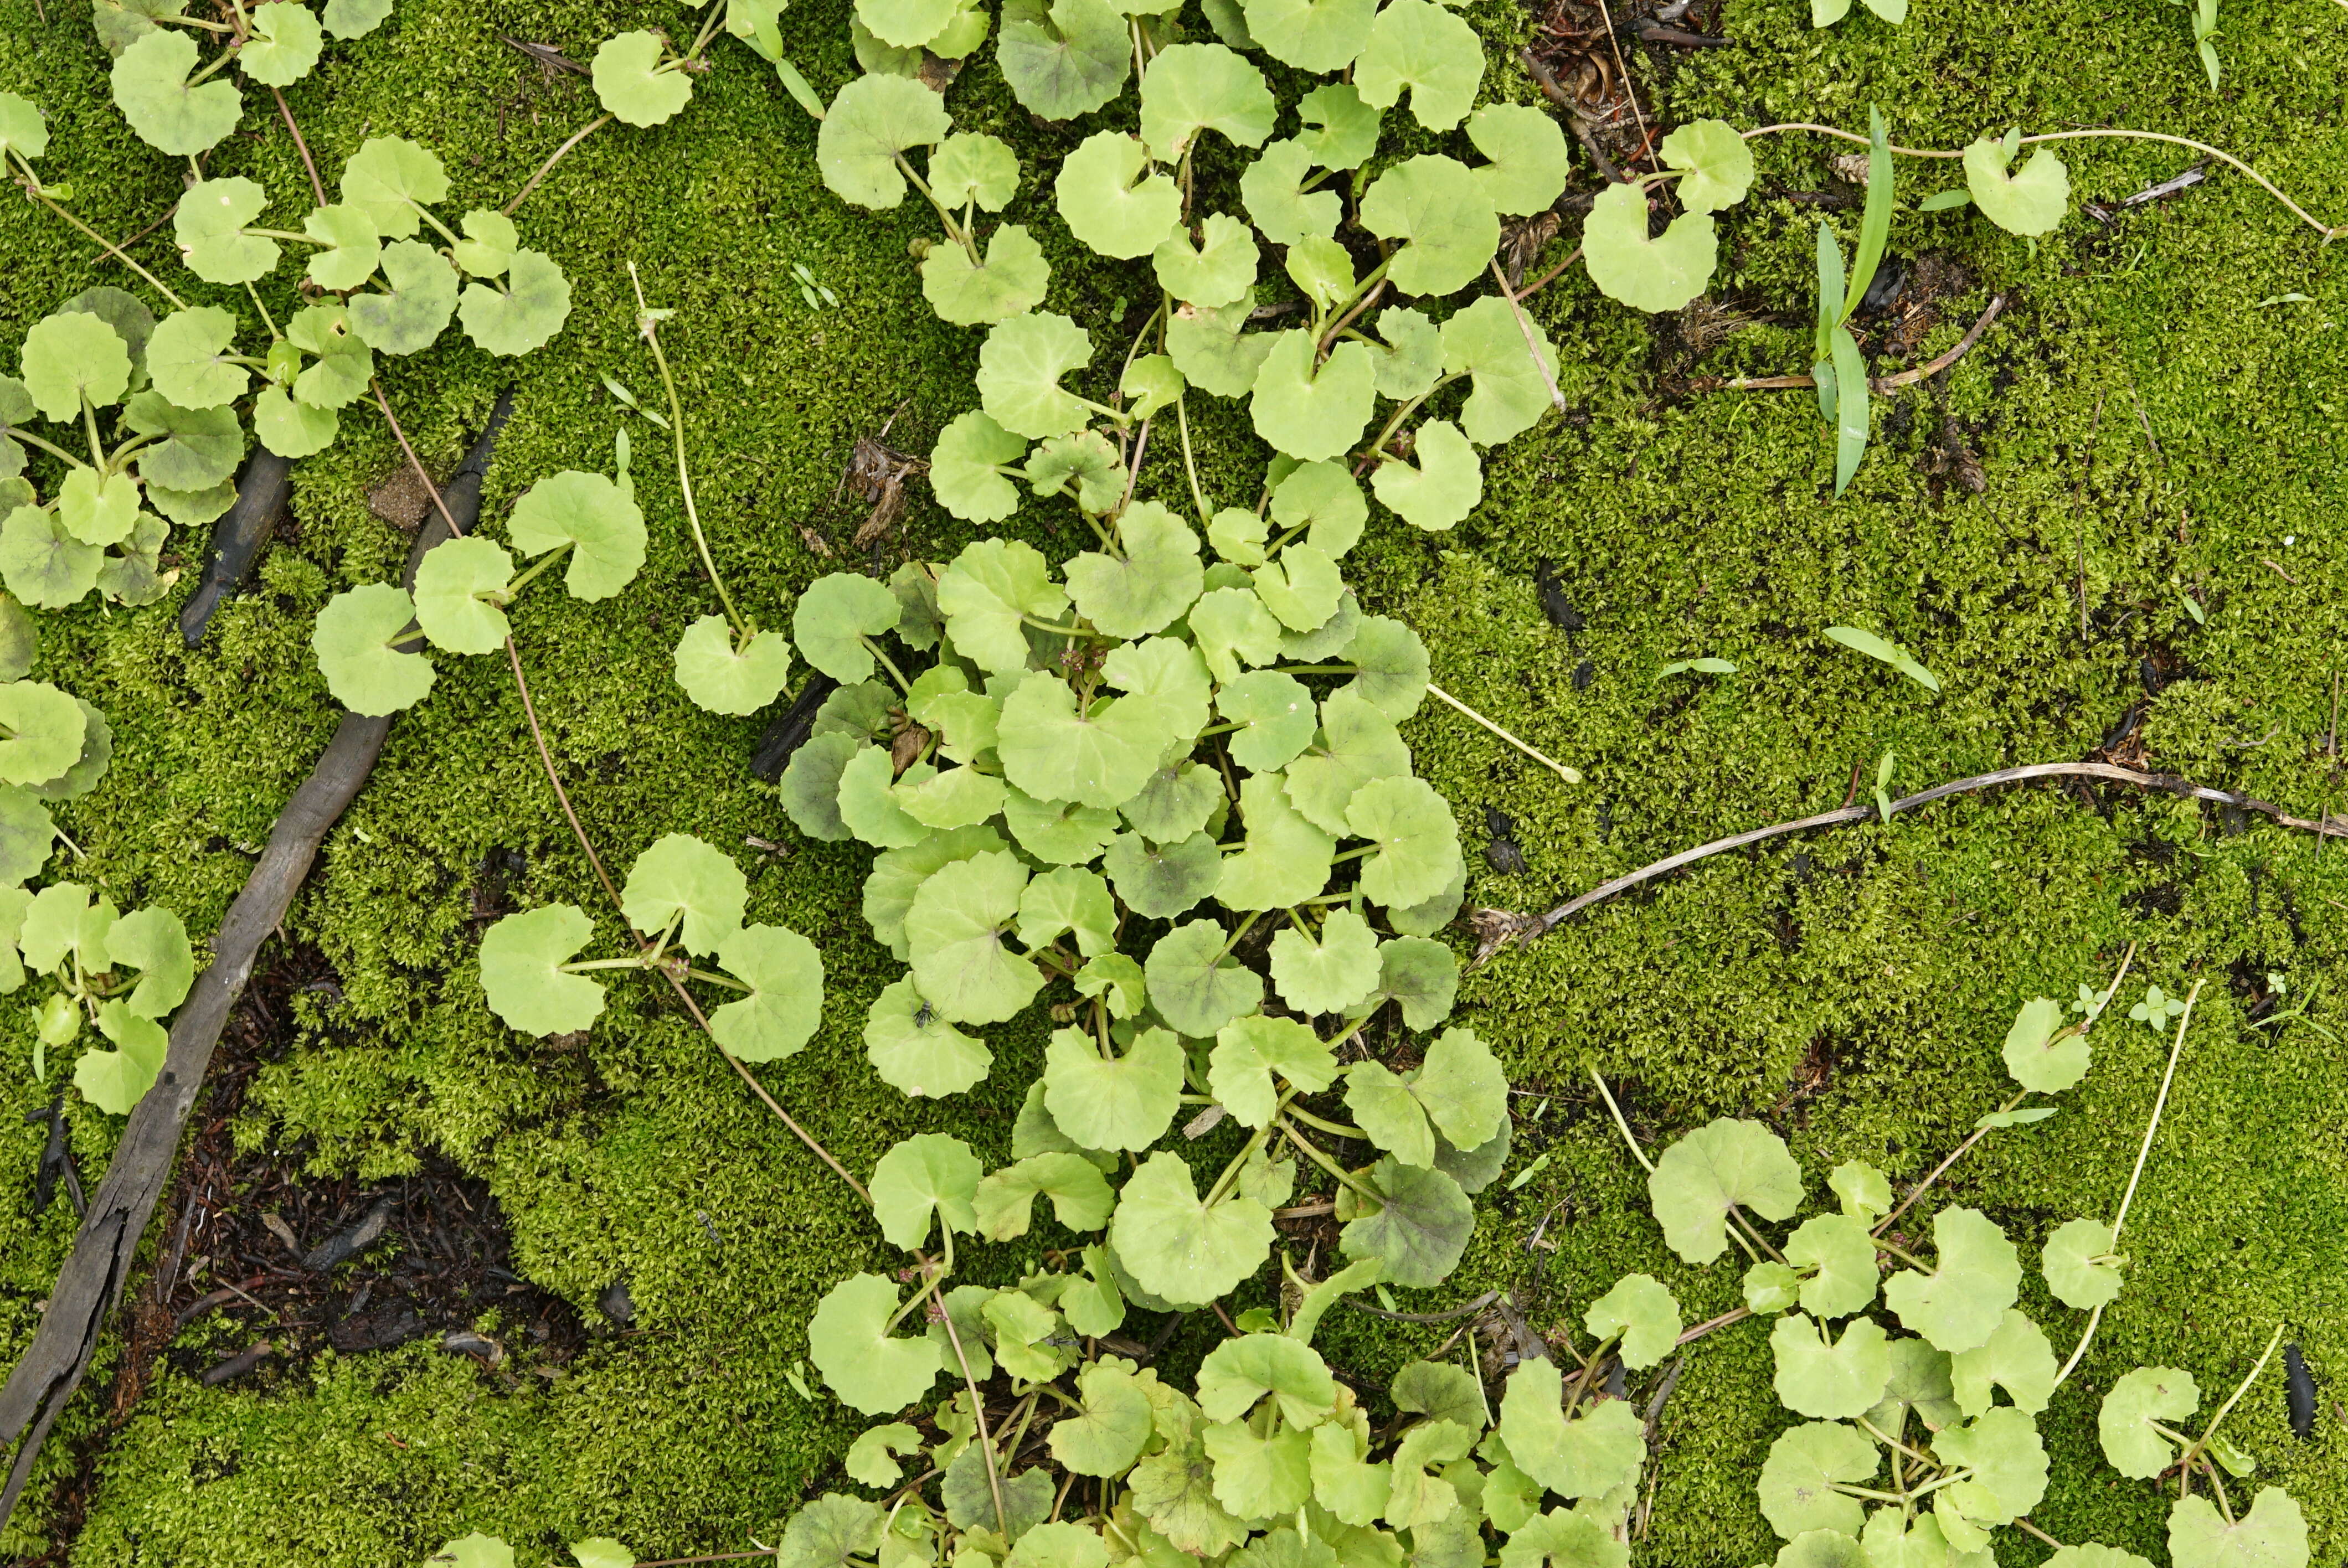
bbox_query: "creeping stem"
[7,152,190,311]
[627,262,749,636]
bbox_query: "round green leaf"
[2167,1487,2305,1568]
[1646,1116,1804,1263]
[1239,139,1341,249]
[75,1000,168,1114]
[450,208,518,278]
[1057,132,1182,260]
[97,904,188,1019]
[1023,428,1121,513]
[1139,43,1274,162]
[792,572,902,684]
[1050,1359,1155,1476]
[111,30,241,155]
[1218,768,1336,911]
[478,904,605,1036]
[858,0,960,49]
[864,976,991,1097]
[0,507,102,610]
[1101,829,1221,919]
[304,203,383,289]
[1284,688,1409,833]
[809,1273,945,1415]
[1441,296,1561,448]
[1772,1312,1894,1420]
[0,787,57,886]
[1144,917,1264,1038]
[780,733,862,844]
[1498,1359,1645,1499]
[871,1132,982,1250]
[1167,291,1275,396]
[1250,543,1342,632]
[1198,1333,1335,1427]
[1006,1522,1107,1568]
[1862,1337,1961,1438]
[1351,0,1481,131]
[0,92,48,159]
[845,1422,921,1488]
[312,584,432,714]
[2098,1366,2197,1479]
[1347,775,1463,909]
[709,923,823,1061]
[907,849,1044,1024]
[818,72,951,209]
[1269,460,1367,559]
[1469,104,1570,216]
[253,384,339,457]
[21,312,131,422]
[0,682,84,788]
[1583,183,1717,313]
[1774,1530,1865,1568]
[459,249,573,355]
[973,1151,1114,1241]
[997,670,1161,810]
[1659,118,1754,212]
[1119,353,1185,420]
[1108,1150,1274,1306]
[349,240,459,355]
[284,305,373,409]
[1267,904,1379,1014]
[1499,1506,1629,1568]
[1829,1160,1893,1221]
[1154,214,1259,309]
[976,313,1095,440]
[931,132,1020,209]
[57,470,142,547]
[413,535,513,654]
[1371,419,1483,530]
[620,832,746,956]
[1340,1157,1472,1287]
[862,825,1008,957]
[1016,865,1115,955]
[508,470,646,600]
[1360,155,1501,297]
[1249,332,1374,461]
[1758,1422,1875,1541]
[2042,1216,2124,1309]
[1208,1014,1339,1128]
[1044,1024,1183,1151]
[1950,1308,2057,1418]
[239,1,322,86]
[672,615,792,715]
[1004,787,1120,865]
[929,409,1028,523]
[338,136,447,240]
[173,176,276,284]
[1785,1213,1880,1319]
[123,393,240,493]
[593,30,693,126]
[1882,1206,2021,1354]
[922,224,1052,326]
[1243,0,1376,71]
[780,1494,884,1568]
[1963,137,2069,237]
[1064,500,1203,639]
[1584,1273,1681,1369]
[997,0,1130,120]
[29,699,112,804]
[2001,995,2087,1093]
[1933,1407,2046,1522]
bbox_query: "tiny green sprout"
[1657,657,1738,678]
[2127,984,2188,1034]
[1874,750,1896,824]
[1822,625,1940,692]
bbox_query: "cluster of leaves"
[585,0,829,129]
[1647,993,2309,1568]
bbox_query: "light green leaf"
[1785,1214,1878,1319]
[0,508,101,611]
[303,203,383,290]
[1250,544,1342,633]
[566,1539,635,1568]
[974,1151,1114,1242]
[1469,105,1570,216]
[1267,905,1379,1014]
[1239,139,1341,248]
[1352,0,1481,131]
[74,1001,168,1114]
[1347,775,1463,909]
[923,224,1052,326]
[672,615,792,715]
[1285,688,1409,833]
[508,470,646,600]
[1057,132,1183,260]
[1103,830,1221,919]
[173,176,275,284]
[1004,787,1122,865]
[111,31,241,156]
[908,849,1044,1024]
[871,1132,982,1250]
[312,584,431,714]
[930,410,1028,523]
[792,572,902,684]
[348,240,459,355]
[997,0,1131,121]
[1052,1358,1157,1476]
[1646,1117,1803,1262]
[1821,624,1939,692]
[1862,1337,1961,1438]
[339,136,448,240]
[1243,0,1376,71]
[893,765,1006,832]
[708,924,823,1061]
[1119,353,1184,420]
[1198,1333,1337,1426]
[20,312,132,422]
[1268,461,1367,560]
[101,905,190,1018]
[1584,1274,1681,1369]
[996,671,1161,810]
[1044,1023,1183,1151]
[845,1422,922,1488]
[1933,1407,2046,1522]
[1950,1308,2056,1417]
[2098,1367,2197,1478]
[56,471,141,548]
[809,1273,945,1415]
[1498,1507,1629,1568]
[1144,917,1264,1036]
[1217,768,1336,911]
[1063,501,1202,638]
[1023,427,1121,513]
[1582,183,1716,313]
[1360,155,1501,297]
[1744,1260,1802,1315]
[2167,1487,2306,1568]
[1441,296,1559,448]
[1963,137,2068,237]
[1122,759,1223,841]
[411,535,513,654]
[0,92,48,159]
[1659,119,1754,212]
[817,72,951,209]
[1883,1207,2021,1354]
[285,305,374,409]
[1829,1161,1893,1222]
[1772,1313,1893,1420]
[478,904,605,1036]
[2000,996,2086,1093]
[2042,1216,2124,1309]
[449,208,517,277]
[1773,1530,1865,1568]
[1167,291,1275,396]
[1208,1014,1338,1129]
[121,392,238,493]
[1758,1422,1874,1541]
[977,313,1095,440]
[1249,332,1375,461]
[859,0,961,49]
[239,1,322,86]
[1110,1150,1274,1306]
[619,833,746,957]
[931,133,1021,209]
[2041,1547,2155,1568]
[459,249,572,356]
[1340,614,1430,721]
[253,384,338,457]
[864,976,991,1097]
[1499,1359,1645,1500]
[1016,865,1116,956]
[1139,43,1274,161]
[1154,213,1260,307]
[1340,1157,1472,1287]
[592,30,693,126]
[1371,421,1482,530]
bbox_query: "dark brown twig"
[1341,1289,1501,1323]
[270,87,327,207]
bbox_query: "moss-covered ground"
[2,0,2344,1560]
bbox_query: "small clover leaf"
[303,203,383,290]
[239,1,323,87]
[997,0,1130,120]
[312,584,432,714]
[921,224,1051,326]
[284,305,374,409]
[1584,1273,1682,1369]
[1583,183,1717,313]
[809,1273,945,1415]
[2128,983,2187,1033]
[871,1131,982,1250]
[931,132,1021,209]
[1773,1312,1894,1420]
[21,312,132,422]
[1949,1308,2057,1417]
[1339,613,1430,719]
[1360,155,1501,298]
[23,696,109,803]
[413,535,514,654]
[1646,1117,1804,1263]
[592,30,693,126]
[792,572,903,684]
[818,72,952,210]
[976,312,1096,440]
[1963,135,2069,237]
[929,410,1028,523]
[1758,1422,1876,1540]
[2042,1216,2124,1309]
[1660,118,1755,212]
[1373,934,1459,1031]
[1863,1337,1961,1437]
[1244,0,1377,72]
[173,176,274,284]
[620,832,747,956]
[339,136,448,240]
[2098,1367,2198,1478]
[459,249,573,357]
[1882,1206,2022,1354]
[671,615,792,715]
[74,1000,168,1114]
[1043,1023,1183,1150]
[478,904,605,1036]
[1270,460,1368,558]
[111,31,241,156]
[508,469,647,600]
[1153,214,1260,308]
[1219,669,1319,774]
[1352,0,1482,131]
[1239,140,1341,248]
[708,923,823,1061]
[1108,1149,1273,1307]
[863,975,991,1096]
[1057,131,1183,260]
[1139,43,1274,162]
[1468,104,1571,216]
[1015,866,1116,956]
[348,240,459,355]
[1250,332,1375,462]
[1371,419,1483,529]
[1209,1013,1339,1127]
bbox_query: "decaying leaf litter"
[4,0,2348,1559]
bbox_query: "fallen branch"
[1689,294,2007,394]
[1474,760,2347,960]
[178,444,295,647]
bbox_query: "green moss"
[1,0,2343,1561]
